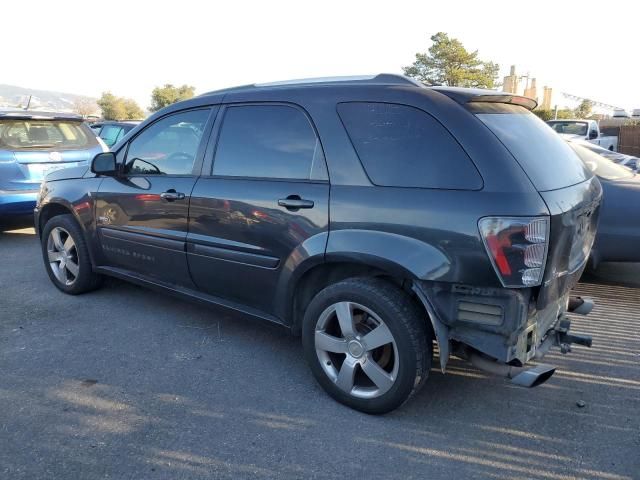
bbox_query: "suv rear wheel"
[302,277,432,414]
[41,214,102,294]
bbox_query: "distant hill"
[0,84,96,112]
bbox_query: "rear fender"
[326,230,451,280]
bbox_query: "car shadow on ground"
[1,229,638,479]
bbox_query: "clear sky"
[3,0,638,110]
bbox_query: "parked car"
[35,75,600,413]
[569,142,640,268]
[90,121,140,148]
[547,119,617,151]
[0,111,105,217]
[570,140,638,172]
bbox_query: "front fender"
[37,178,103,265]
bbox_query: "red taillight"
[479,217,549,288]
[485,233,512,275]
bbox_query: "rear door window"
[212,104,325,180]
[337,102,482,189]
[472,103,592,191]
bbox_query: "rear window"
[0,119,98,151]
[337,102,482,190]
[472,103,592,191]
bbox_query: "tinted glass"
[125,109,209,175]
[213,105,321,179]
[569,143,634,181]
[99,125,123,147]
[337,102,482,189]
[0,120,98,150]
[474,104,592,191]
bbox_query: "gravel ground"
[1,226,638,480]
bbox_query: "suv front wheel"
[41,214,103,295]
[302,277,432,414]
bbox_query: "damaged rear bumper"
[413,281,593,386]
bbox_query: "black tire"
[41,214,103,295]
[302,277,432,414]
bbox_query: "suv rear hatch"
[469,101,601,309]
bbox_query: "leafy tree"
[574,99,593,119]
[532,109,554,121]
[149,84,196,112]
[403,32,499,88]
[72,97,99,117]
[122,98,144,119]
[533,108,576,121]
[97,92,144,120]
[555,108,576,120]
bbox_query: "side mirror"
[91,152,117,176]
[589,130,598,140]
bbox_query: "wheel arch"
[38,201,77,237]
[38,200,98,267]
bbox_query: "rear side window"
[213,105,324,180]
[472,103,592,191]
[337,102,482,189]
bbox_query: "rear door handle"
[160,190,186,201]
[278,196,314,210]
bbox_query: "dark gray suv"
[35,75,601,413]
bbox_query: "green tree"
[149,84,196,112]
[122,98,144,119]
[97,92,121,120]
[556,108,576,119]
[97,92,144,120]
[574,99,593,119]
[533,108,576,121]
[532,109,554,121]
[403,32,499,88]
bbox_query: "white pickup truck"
[547,119,618,151]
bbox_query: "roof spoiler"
[468,94,537,111]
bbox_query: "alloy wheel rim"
[315,301,399,399]
[47,227,79,286]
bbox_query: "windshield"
[568,143,635,181]
[547,121,588,136]
[0,119,98,150]
[472,103,592,191]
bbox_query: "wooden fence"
[618,125,640,157]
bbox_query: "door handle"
[278,196,314,210]
[160,190,186,201]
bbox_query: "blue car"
[0,111,106,217]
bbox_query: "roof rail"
[199,74,422,97]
